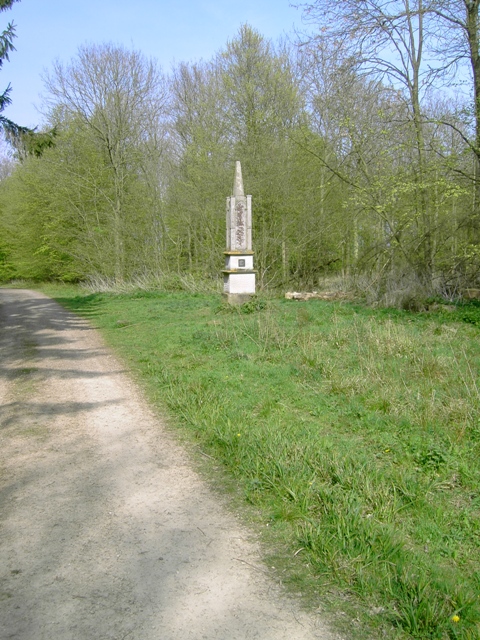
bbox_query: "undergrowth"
[42,284,480,639]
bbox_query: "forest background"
[2,0,480,307]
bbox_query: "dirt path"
[0,289,340,640]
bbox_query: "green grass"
[41,285,480,639]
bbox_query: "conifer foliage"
[0,0,27,137]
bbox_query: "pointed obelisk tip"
[233,161,244,198]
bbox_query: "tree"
[425,1,480,241]
[43,43,169,282]
[298,0,459,286]
[0,0,31,281]
[167,26,307,285]
[218,25,305,285]
[0,0,30,138]
[425,2,480,156]
[167,59,231,274]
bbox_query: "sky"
[1,0,307,129]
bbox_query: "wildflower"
[237,433,241,437]
[384,448,391,453]
[451,615,460,623]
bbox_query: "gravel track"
[0,289,340,640]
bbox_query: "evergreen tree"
[0,0,29,137]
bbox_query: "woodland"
[1,1,480,306]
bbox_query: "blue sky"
[2,0,306,129]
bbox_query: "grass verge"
[40,284,480,639]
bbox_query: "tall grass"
[82,271,223,294]
[44,286,480,639]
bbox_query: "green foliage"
[239,295,268,314]
[457,302,480,327]
[0,239,14,279]
[215,295,268,315]
[45,286,480,639]
[0,44,169,282]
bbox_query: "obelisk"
[223,161,256,303]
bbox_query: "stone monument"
[223,161,256,303]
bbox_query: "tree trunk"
[466,0,480,237]
[114,197,124,284]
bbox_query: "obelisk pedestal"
[223,162,256,304]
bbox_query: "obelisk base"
[223,250,256,304]
[223,292,254,305]
[222,270,256,304]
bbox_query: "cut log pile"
[285,291,350,301]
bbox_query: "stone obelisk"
[223,161,256,303]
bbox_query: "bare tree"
[44,43,169,282]
[298,0,449,283]
[425,2,480,152]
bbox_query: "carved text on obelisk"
[235,201,246,250]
